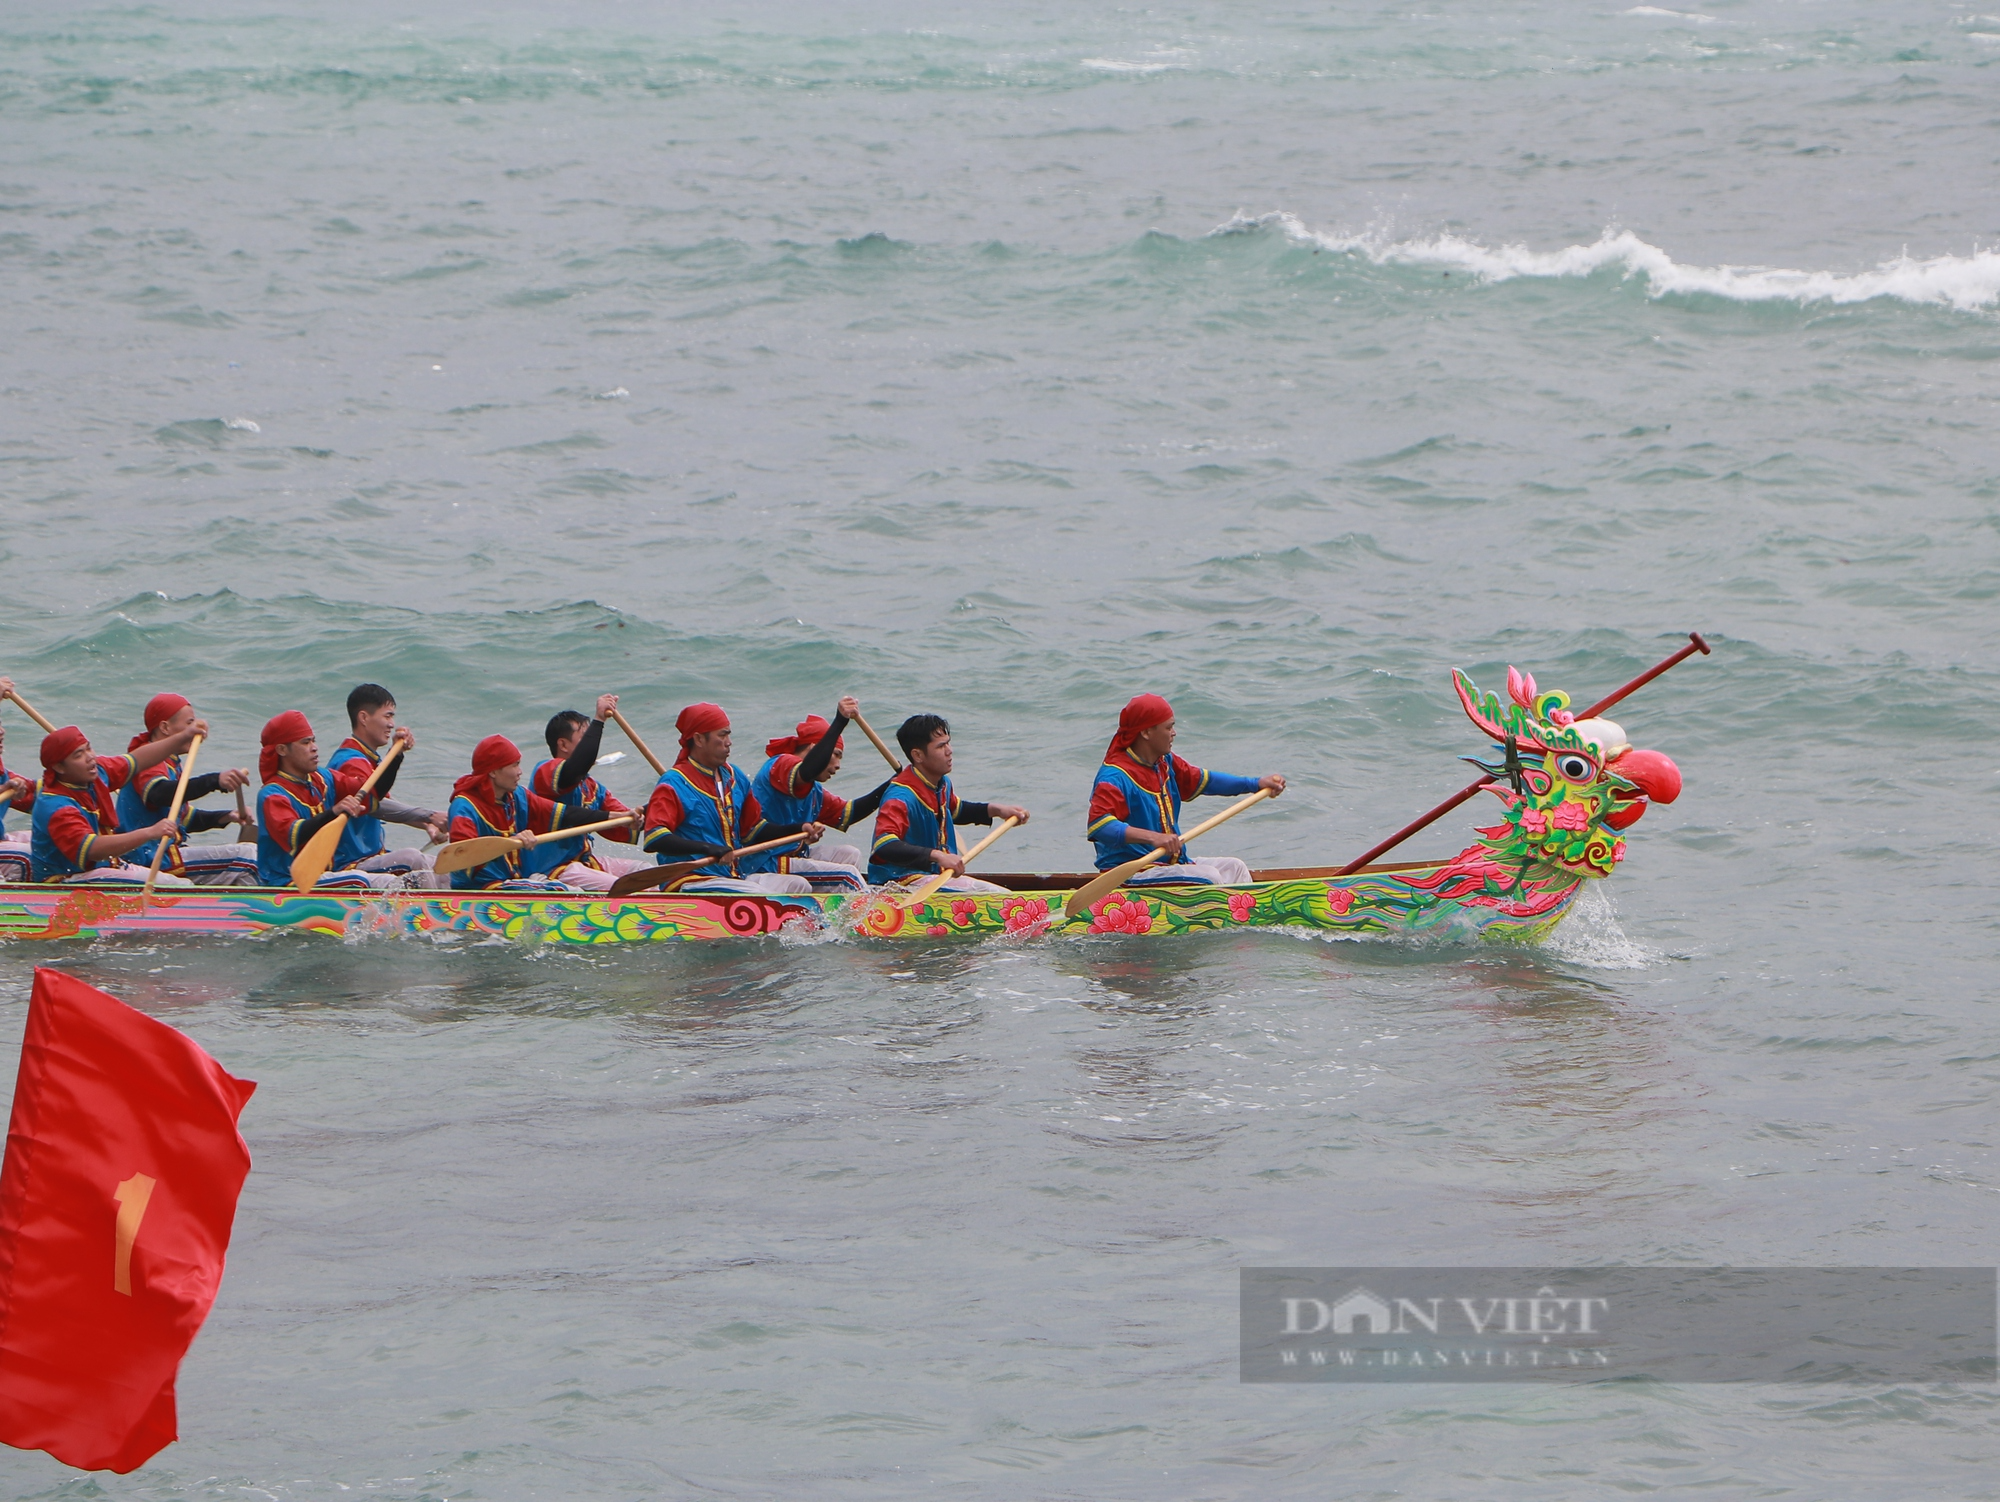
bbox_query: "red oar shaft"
[1334,632,1710,876]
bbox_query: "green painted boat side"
[0,863,1583,946]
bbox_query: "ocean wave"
[1217,212,2000,312]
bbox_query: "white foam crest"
[1621,6,1718,22]
[1080,57,1183,74]
[1217,212,2000,313]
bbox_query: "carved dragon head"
[1451,666,1682,880]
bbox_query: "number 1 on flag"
[112,1173,155,1296]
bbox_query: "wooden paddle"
[851,712,903,772]
[2,688,57,734]
[605,832,810,897]
[1333,632,1711,875]
[608,708,667,777]
[895,816,1018,907]
[1063,788,1275,919]
[139,733,202,907]
[292,737,406,892]
[433,813,641,875]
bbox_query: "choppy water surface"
[2,1,1997,1496]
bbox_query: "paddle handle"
[851,712,903,772]
[141,734,202,906]
[1334,632,1711,876]
[898,816,1017,906]
[527,812,639,846]
[2,689,57,734]
[609,709,667,776]
[354,735,407,797]
[606,830,811,896]
[1061,788,1275,919]
[1108,788,1275,882]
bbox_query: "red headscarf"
[765,714,834,758]
[677,702,729,756]
[260,710,313,784]
[129,692,190,752]
[40,725,88,773]
[1106,693,1174,761]
[452,735,522,826]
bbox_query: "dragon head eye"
[1555,752,1597,783]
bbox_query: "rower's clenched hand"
[989,803,1030,826]
[837,695,860,720]
[334,795,367,819]
[802,821,827,845]
[1258,775,1287,797]
[426,813,449,843]
[0,678,14,698]
[145,818,178,841]
[595,693,619,721]
[932,850,967,877]
[391,727,417,752]
[1143,829,1185,862]
[217,767,249,792]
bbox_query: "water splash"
[1542,883,1664,970]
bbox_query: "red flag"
[0,967,254,1474]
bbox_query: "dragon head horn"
[1454,669,1555,751]
[1506,665,1538,709]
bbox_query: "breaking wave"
[1218,212,2000,312]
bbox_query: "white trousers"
[684,872,812,895]
[180,842,260,886]
[60,862,193,887]
[550,856,653,893]
[1130,855,1254,886]
[352,848,450,889]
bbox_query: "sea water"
[1,1,1996,1495]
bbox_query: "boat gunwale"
[0,857,1456,907]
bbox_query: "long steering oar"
[608,708,668,777]
[433,812,640,875]
[896,816,1018,908]
[605,832,810,897]
[1064,789,1275,920]
[850,712,903,773]
[292,738,407,892]
[1335,631,1712,876]
[2,688,58,735]
[140,733,202,908]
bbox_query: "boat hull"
[0,866,1585,946]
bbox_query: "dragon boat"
[0,666,1682,947]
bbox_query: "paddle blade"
[1062,851,1163,920]
[896,872,948,909]
[607,859,706,897]
[432,835,524,875]
[290,814,349,893]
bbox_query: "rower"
[866,714,1031,892]
[256,711,377,889]
[114,692,258,886]
[30,722,203,885]
[640,704,811,894]
[326,683,448,886]
[524,693,645,892]
[445,733,621,891]
[0,679,34,882]
[1086,694,1284,886]
[743,695,887,894]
